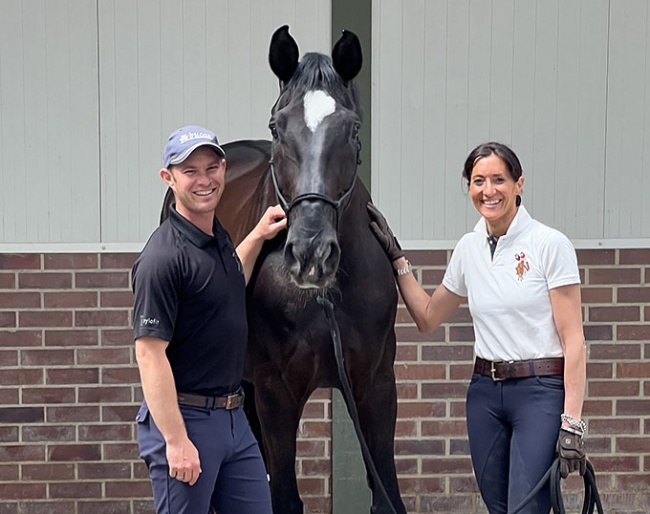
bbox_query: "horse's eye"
[351,122,361,139]
[269,123,279,139]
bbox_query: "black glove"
[367,202,404,263]
[556,428,586,478]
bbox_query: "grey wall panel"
[0,0,100,244]
[372,0,612,244]
[605,0,650,239]
[99,0,331,244]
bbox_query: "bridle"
[268,138,362,221]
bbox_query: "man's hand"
[556,428,586,478]
[367,202,404,263]
[166,437,202,486]
[254,205,287,241]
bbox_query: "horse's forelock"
[275,53,360,115]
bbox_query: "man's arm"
[236,205,287,284]
[135,337,201,485]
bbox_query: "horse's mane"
[277,53,361,116]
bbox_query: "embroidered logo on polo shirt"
[140,315,160,327]
[514,252,529,281]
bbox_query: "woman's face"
[469,153,524,236]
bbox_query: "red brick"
[77,502,132,514]
[408,250,448,266]
[396,382,418,399]
[0,483,46,500]
[395,439,445,456]
[0,312,16,327]
[22,388,76,404]
[101,367,140,384]
[300,421,331,438]
[397,401,446,418]
[589,380,639,397]
[0,445,45,461]
[0,369,44,386]
[422,382,469,399]
[449,326,475,342]
[421,456,473,474]
[0,350,18,366]
[77,348,132,365]
[0,464,19,481]
[420,269,445,285]
[0,388,18,404]
[421,420,467,437]
[18,272,72,289]
[395,343,418,361]
[22,425,76,442]
[21,349,74,366]
[617,400,650,416]
[78,424,132,442]
[49,482,102,499]
[104,480,153,498]
[422,344,474,362]
[19,311,72,328]
[394,363,445,380]
[589,268,641,285]
[396,326,445,342]
[46,406,100,423]
[0,330,42,347]
[102,443,139,460]
[589,306,640,322]
[0,292,41,309]
[620,249,650,265]
[101,329,133,346]
[0,272,16,289]
[581,287,613,304]
[101,253,138,269]
[398,476,445,494]
[21,463,75,481]
[48,444,101,462]
[46,368,99,385]
[100,291,133,308]
[616,437,650,453]
[583,325,613,341]
[617,287,650,303]
[75,310,129,327]
[0,254,40,270]
[75,271,129,289]
[101,405,138,423]
[582,400,613,416]
[0,407,44,423]
[589,418,641,435]
[616,474,650,490]
[395,420,418,437]
[77,462,131,480]
[77,386,133,404]
[45,329,98,347]
[617,361,650,378]
[44,253,98,270]
[20,502,77,514]
[589,343,640,360]
[44,291,97,308]
[617,325,650,340]
[586,362,613,378]
[576,249,615,265]
[589,456,640,472]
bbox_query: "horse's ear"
[269,25,299,84]
[332,30,362,83]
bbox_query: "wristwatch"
[395,260,412,276]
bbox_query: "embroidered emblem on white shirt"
[515,252,530,281]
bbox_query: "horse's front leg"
[351,367,407,514]
[254,374,309,514]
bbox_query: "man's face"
[161,146,226,221]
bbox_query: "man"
[132,125,286,514]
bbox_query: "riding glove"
[556,428,586,478]
[367,203,404,263]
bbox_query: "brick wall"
[0,249,648,513]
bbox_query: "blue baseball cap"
[163,125,226,168]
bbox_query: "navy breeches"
[466,373,564,514]
[136,401,272,514]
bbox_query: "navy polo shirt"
[132,205,247,396]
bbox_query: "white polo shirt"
[442,206,580,362]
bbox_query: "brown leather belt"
[474,356,564,382]
[177,391,244,410]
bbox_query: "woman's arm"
[549,283,587,423]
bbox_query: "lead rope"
[508,458,604,514]
[316,294,400,514]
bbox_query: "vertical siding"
[0,0,99,244]
[99,0,331,244]
[372,0,611,243]
[605,0,650,238]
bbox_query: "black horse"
[161,26,406,514]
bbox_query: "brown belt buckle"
[224,393,240,410]
[490,361,505,382]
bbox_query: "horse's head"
[267,25,363,289]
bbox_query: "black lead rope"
[508,458,604,514]
[317,295,400,514]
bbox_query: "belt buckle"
[490,361,505,382]
[224,393,240,410]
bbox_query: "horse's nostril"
[323,241,340,271]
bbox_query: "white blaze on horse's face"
[303,90,336,133]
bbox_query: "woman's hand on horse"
[367,202,404,263]
[257,204,288,240]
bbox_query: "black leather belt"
[474,357,564,382]
[177,390,244,410]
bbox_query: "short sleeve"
[539,230,581,290]
[442,238,468,297]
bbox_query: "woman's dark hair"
[462,142,523,185]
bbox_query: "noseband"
[268,139,362,220]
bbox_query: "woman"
[368,142,587,514]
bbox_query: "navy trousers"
[136,401,272,514]
[466,373,564,514]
